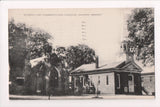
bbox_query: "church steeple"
[121,40,135,62]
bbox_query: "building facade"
[70,61,142,95]
[141,72,155,95]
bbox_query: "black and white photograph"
[8,8,155,100]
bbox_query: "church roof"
[70,61,142,75]
[30,56,47,68]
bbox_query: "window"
[117,74,120,89]
[74,78,77,87]
[80,77,82,82]
[69,76,72,83]
[106,75,109,85]
[16,77,24,86]
[89,76,93,87]
[141,77,144,82]
[150,76,154,82]
[98,76,100,84]
[81,77,84,87]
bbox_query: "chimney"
[95,56,99,68]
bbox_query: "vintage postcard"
[8,8,154,100]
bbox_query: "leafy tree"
[9,20,28,81]
[9,19,52,82]
[26,30,52,59]
[126,8,154,66]
[66,44,96,70]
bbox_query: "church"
[70,59,142,95]
[70,42,142,95]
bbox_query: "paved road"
[9,95,154,100]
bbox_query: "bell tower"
[121,40,135,62]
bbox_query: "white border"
[0,1,160,107]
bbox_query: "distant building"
[70,57,142,95]
[141,72,155,95]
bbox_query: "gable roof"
[30,56,47,68]
[70,61,142,75]
[71,63,96,73]
[116,61,142,71]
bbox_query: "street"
[9,94,154,100]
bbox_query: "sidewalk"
[9,94,154,100]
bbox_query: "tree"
[9,19,52,82]
[126,8,154,66]
[53,45,96,70]
[9,20,28,82]
[66,44,96,70]
[27,30,52,59]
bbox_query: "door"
[128,74,134,93]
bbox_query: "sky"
[9,8,133,65]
